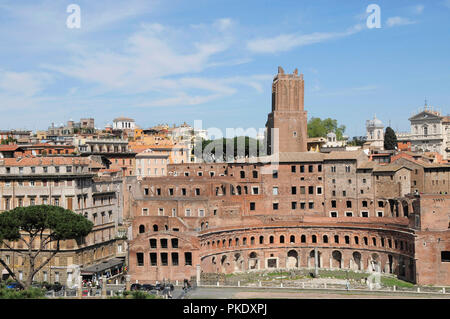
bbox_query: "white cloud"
[213,18,233,32]
[386,17,416,27]
[413,5,425,14]
[0,70,51,97]
[246,24,364,54]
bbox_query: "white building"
[406,106,450,159]
[170,122,208,163]
[113,117,136,130]
[366,115,384,149]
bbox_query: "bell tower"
[265,66,308,154]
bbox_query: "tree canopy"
[384,127,398,150]
[307,117,346,140]
[0,205,93,289]
[194,136,265,162]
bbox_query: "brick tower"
[266,66,308,154]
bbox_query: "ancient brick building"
[126,67,450,286]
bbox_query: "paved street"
[183,287,450,299]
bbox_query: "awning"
[80,257,124,275]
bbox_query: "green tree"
[0,205,93,289]
[384,127,398,150]
[307,117,346,140]
[195,137,265,162]
[1,136,17,145]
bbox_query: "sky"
[0,0,449,138]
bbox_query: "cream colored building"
[398,106,450,160]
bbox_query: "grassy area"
[380,277,415,288]
[218,269,417,289]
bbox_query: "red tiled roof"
[0,145,20,151]
[0,156,92,166]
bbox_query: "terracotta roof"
[0,156,92,167]
[357,161,377,169]
[323,150,367,160]
[373,164,410,172]
[0,145,20,151]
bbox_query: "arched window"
[323,235,328,243]
[259,236,264,244]
[301,235,306,243]
[290,235,295,243]
[334,235,339,244]
[269,236,274,244]
[280,235,285,244]
[312,235,317,243]
[139,225,145,233]
[251,237,255,245]
[152,224,158,232]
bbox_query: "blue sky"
[0,0,449,138]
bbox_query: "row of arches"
[202,231,414,256]
[202,248,415,282]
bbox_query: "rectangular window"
[361,211,369,218]
[195,188,200,196]
[300,165,305,173]
[273,202,279,210]
[149,253,157,266]
[198,209,205,217]
[149,239,157,248]
[272,170,278,178]
[441,251,450,262]
[172,253,179,266]
[300,202,306,209]
[330,212,338,218]
[272,187,279,195]
[291,186,297,195]
[308,202,314,209]
[346,212,353,217]
[160,253,168,266]
[184,252,192,266]
[252,187,259,195]
[250,202,255,211]
[291,202,297,209]
[137,253,144,266]
[158,208,164,216]
[160,238,168,248]
[316,187,322,195]
[300,186,305,194]
[291,166,296,173]
[331,200,337,208]
[171,238,178,248]
[185,209,191,217]
[308,165,313,173]
[308,186,314,195]
[142,208,148,216]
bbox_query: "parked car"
[6,282,24,290]
[130,283,142,291]
[141,284,155,291]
